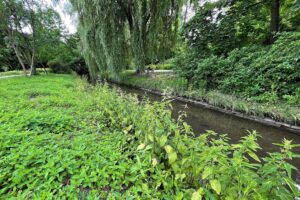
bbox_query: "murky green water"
[115,84,300,172]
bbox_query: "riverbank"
[112,71,300,127]
[1,74,299,198]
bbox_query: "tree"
[0,0,40,76]
[0,0,72,75]
[0,0,28,75]
[22,0,38,75]
[185,0,300,49]
[70,0,185,80]
[271,0,280,33]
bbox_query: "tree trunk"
[133,32,146,74]
[270,0,280,43]
[12,45,27,76]
[29,47,36,76]
[184,1,189,24]
[29,9,36,76]
[129,3,146,74]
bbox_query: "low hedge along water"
[0,75,299,199]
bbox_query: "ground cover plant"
[0,75,299,199]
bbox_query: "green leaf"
[248,152,261,162]
[123,125,133,134]
[192,188,204,200]
[137,143,146,150]
[164,145,174,154]
[177,142,187,154]
[191,191,202,200]
[168,151,177,164]
[148,134,154,142]
[159,135,168,147]
[202,167,213,179]
[210,180,221,195]
[152,158,158,167]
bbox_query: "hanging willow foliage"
[70,0,185,80]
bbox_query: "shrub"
[146,59,175,70]
[67,57,89,77]
[48,59,71,74]
[174,52,200,85]
[176,32,300,104]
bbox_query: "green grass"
[146,58,175,70]
[0,75,299,199]
[115,71,300,125]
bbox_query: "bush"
[67,57,89,77]
[146,59,175,70]
[48,59,71,74]
[176,32,300,104]
[174,52,200,85]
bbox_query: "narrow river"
[114,84,300,172]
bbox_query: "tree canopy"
[70,0,187,80]
[0,0,79,75]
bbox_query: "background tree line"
[175,0,300,104]
[0,0,87,76]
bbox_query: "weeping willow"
[70,0,185,80]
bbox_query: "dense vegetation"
[174,0,300,108]
[0,0,300,198]
[176,32,300,104]
[70,0,187,79]
[0,0,87,76]
[114,71,300,125]
[0,75,299,199]
[100,0,300,124]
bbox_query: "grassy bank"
[115,71,300,126]
[0,75,299,199]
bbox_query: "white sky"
[44,0,77,34]
[43,0,219,35]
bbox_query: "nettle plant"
[0,76,299,199]
[111,93,300,199]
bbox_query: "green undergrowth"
[116,71,300,126]
[0,75,300,199]
[146,59,175,70]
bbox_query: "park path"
[0,75,23,79]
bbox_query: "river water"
[114,84,300,171]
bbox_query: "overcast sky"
[44,0,219,35]
[45,0,77,34]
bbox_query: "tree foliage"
[70,0,185,80]
[183,0,300,57]
[176,32,300,104]
[0,0,81,75]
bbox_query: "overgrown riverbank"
[0,75,299,199]
[113,71,300,126]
